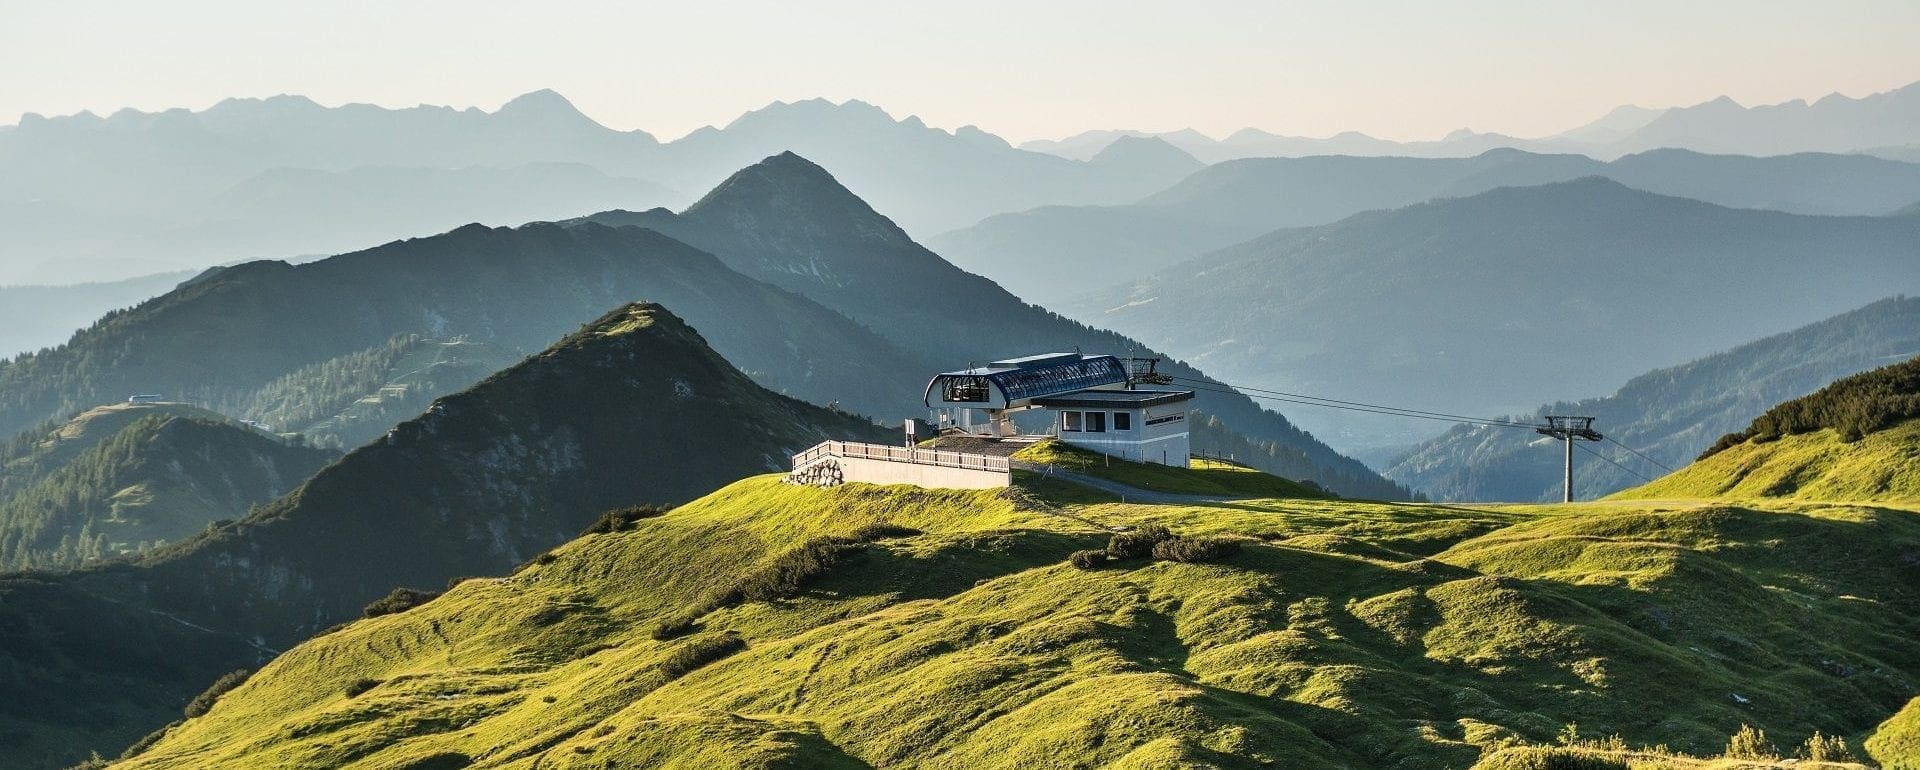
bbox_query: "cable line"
[1603,435,1675,473]
[1171,381,1530,430]
[1573,440,1657,484]
[1167,376,1539,429]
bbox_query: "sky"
[2,0,1917,143]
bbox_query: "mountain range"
[930,148,1920,305]
[0,93,1199,284]
[1384,296,1920,501]
[1067,178,1920,450]
[1019,80,1920,162]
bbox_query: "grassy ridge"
[1010,439,1331,498]
[117,469,1920,769]
[1613,418,1920,502]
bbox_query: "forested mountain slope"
[0,220,920,441]
[0,405,336,569]
[1617,355,1920,501]
[1386,297,1920,501]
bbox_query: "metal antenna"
[1536,416,1603,503]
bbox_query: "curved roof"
[924,354,1129,406]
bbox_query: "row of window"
[1061,410,1131,433]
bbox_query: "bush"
[1106,524,1174,559]
[1152,536,1242,564]
[1800,731,1854,762]
[344,678,382,698]
[1067,549,1110,570]
[1725,724,1778,760]
[727,535,864,603]
[650,614,697,641]
[363,587,442,618]
[1470,747,1629,770]
[658,632,747,679]
[184,669,251,718]
[851,522,921,541]
[581,504,670,535]
[119,720,183,759]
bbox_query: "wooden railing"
[792,441,1011,472]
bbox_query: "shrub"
[658,632,747,679]
[363,587,442,618]
[1152,535,1241,563]
[851,522,921,541]
[119,720,183,759]
[727,535,864,603]
[1106,524,1174,559]
[529,604,569,626]
[1800,731,1854,762]
[344,678,382,698]
[1470,746,1629,770]
[582,504,670,535]
[184,669,251,718]
[1067,549,1110,570]
[1725,724,1778,760]
[650,614,697,641]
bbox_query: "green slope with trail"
[116,461,1919,769]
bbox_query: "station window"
[1062,411,1082,432]
[1113,412,1131,431]
[1087,412,1106,433]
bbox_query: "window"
[1063,411,1082,432]
[1113,412,1131,431]
[943,376,989,403]
[1087,412,1106,433]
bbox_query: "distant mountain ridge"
[1069,178,1920,449]
[1018,79,1920,162]
[1384,297,1920,501]
[930,147,1920,305]
[1,93,1200,283]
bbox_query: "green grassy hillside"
[1613,418,1920,502]
[114,463,1919,768]
[1869,697,1920,769]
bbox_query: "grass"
[111,473,1920,769]
[1613,418,1920,502]
[1012,439,1331,498]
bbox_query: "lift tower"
[1537,416,1603,503]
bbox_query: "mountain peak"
[681,151,912,245]
[1088,135,1203,173]
[495,88,594,122]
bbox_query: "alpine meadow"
[2,3,1918,769]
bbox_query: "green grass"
[1868,696,1920,770]
[1012,439,1330,498]
[110,474,1920,769]
[1613,418,1920,502]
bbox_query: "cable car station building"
[924,353,1194,466]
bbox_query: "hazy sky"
[3,0,1916,142]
